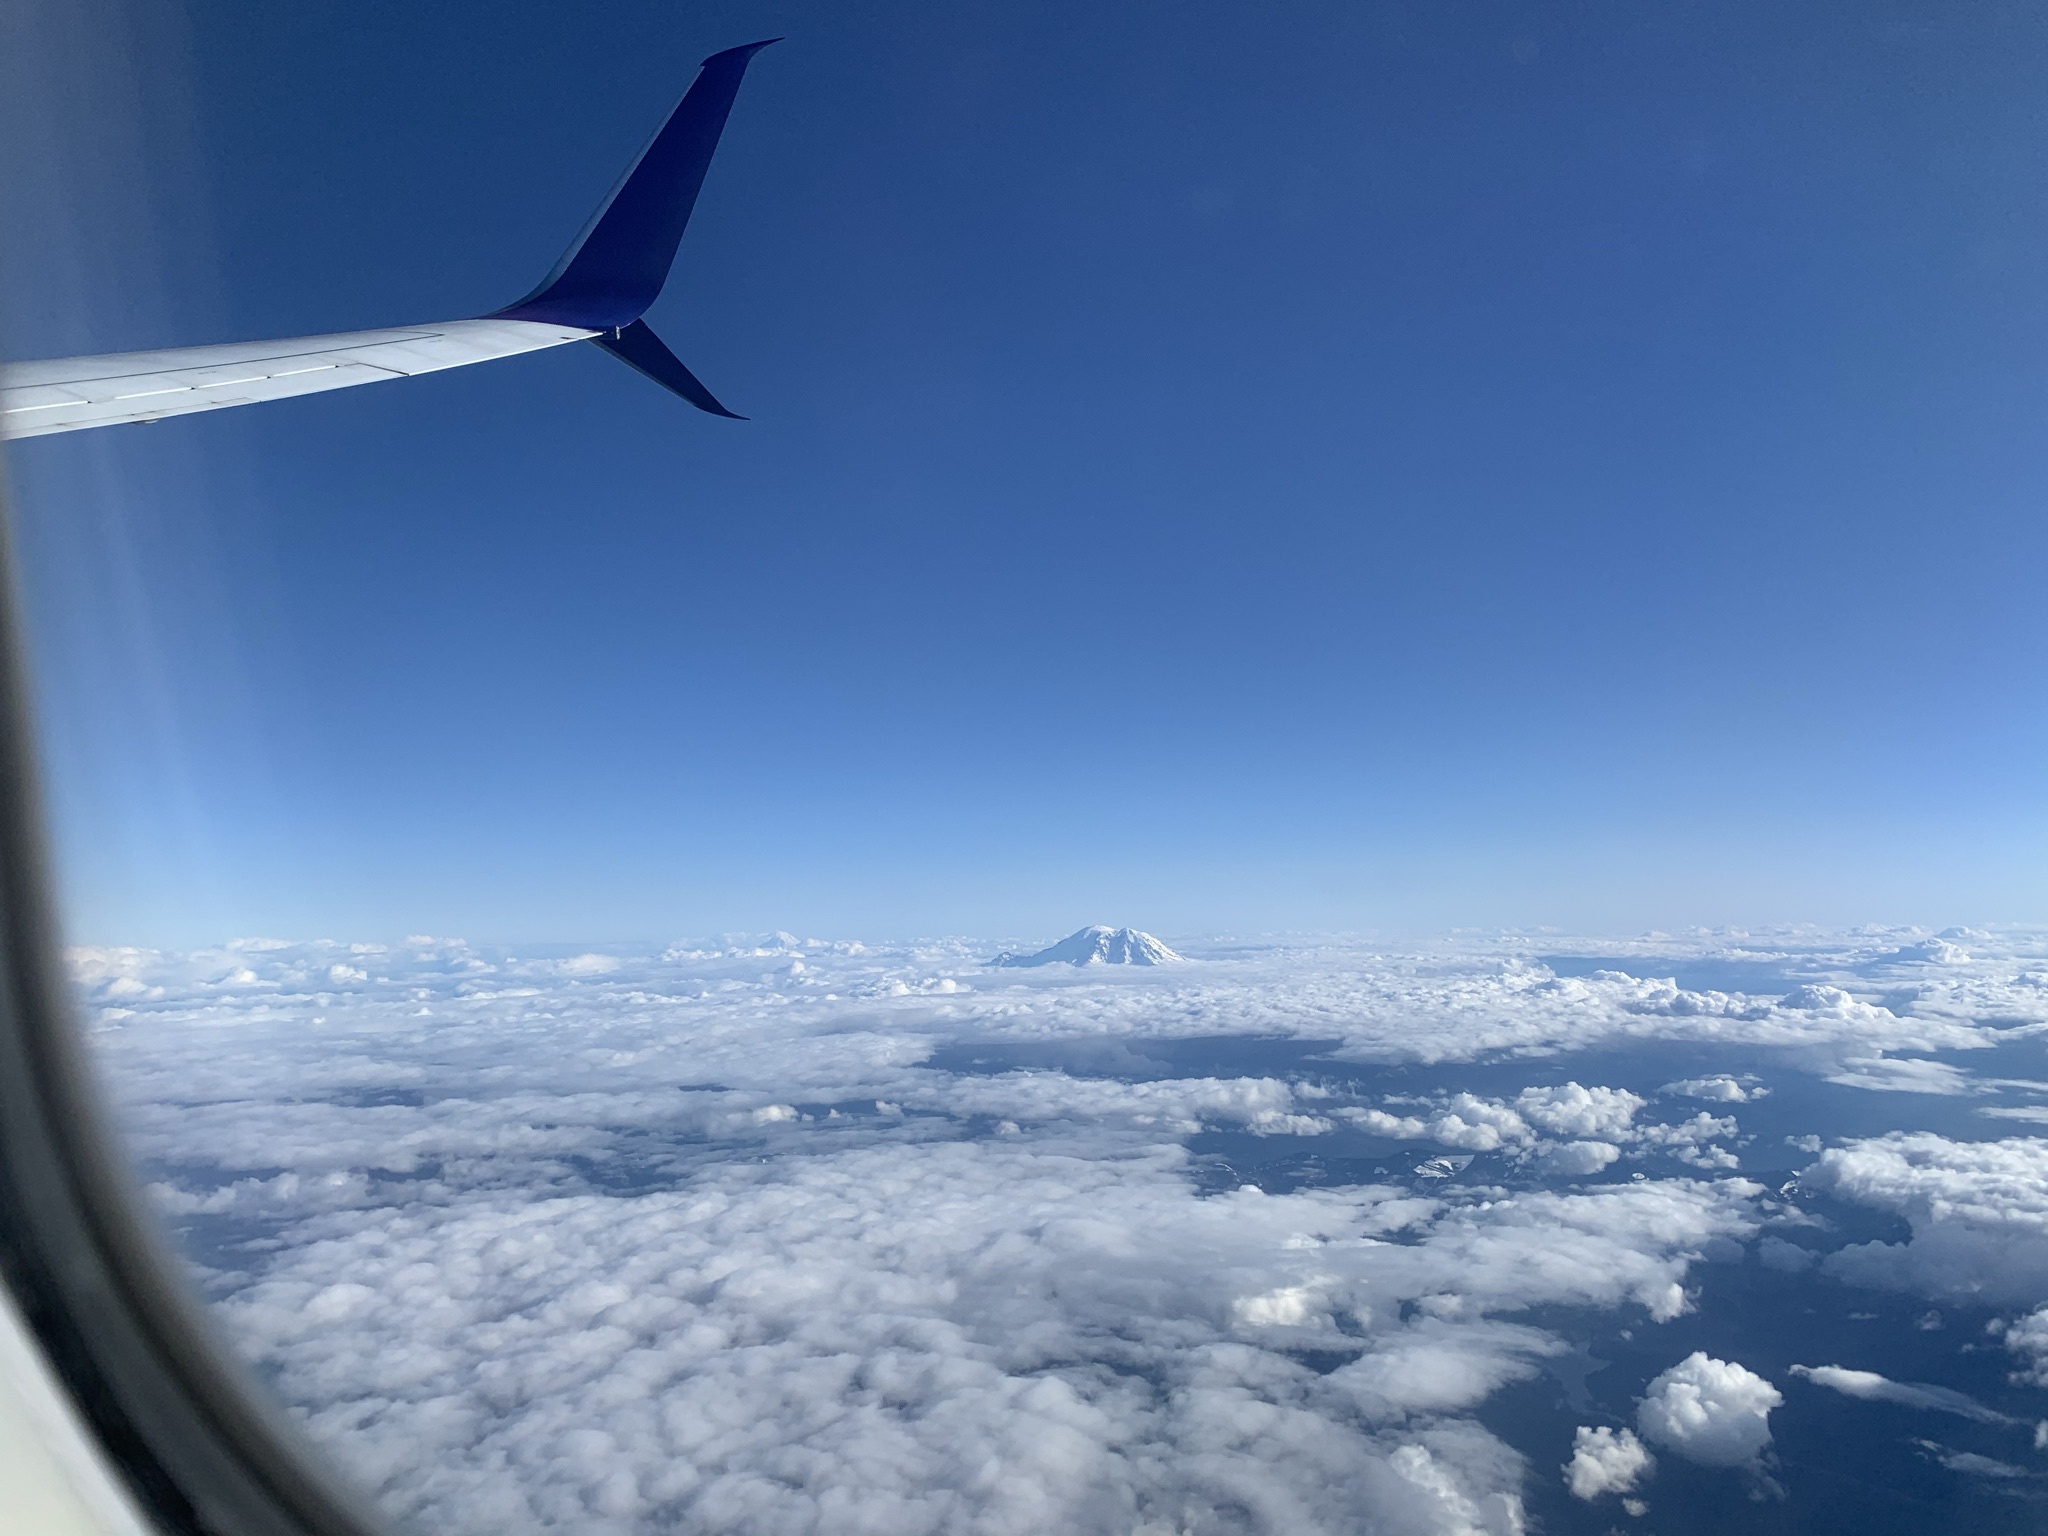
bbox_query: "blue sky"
[3,0,2047,945]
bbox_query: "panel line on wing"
[27,336,446,390]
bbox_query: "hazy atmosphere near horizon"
[7,3,2048,1534]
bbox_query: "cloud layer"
[67,925,2048,1533]
[210,1143,1768,1534]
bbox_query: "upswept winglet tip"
[705,38,783,66]
[489,34,774,333]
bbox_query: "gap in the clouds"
[1536,952,1817,995]
[324,1086,429,1109]
[156,1207,283,1289]
[1478,1268,2048,1535]
[1183,1132,1513,1199]
[925,1033,1347,1080]
[1627,1263,2044,1532]
[175,1222,344,1341]
[1530,939,2048,1001]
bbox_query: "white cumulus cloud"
[1636,1353,1781,1468]
[1661,1075,1764,1103]
[1804,1133,2048,1306]
[1531,1141,1622,1177]
[1564,1424,1655,1500]
[1990,1306,2048,1387]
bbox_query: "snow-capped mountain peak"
[991,926,1182,968]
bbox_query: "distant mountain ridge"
[991,926,1182,968]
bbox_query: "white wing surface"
[0,319,597,440]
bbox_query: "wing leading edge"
[0,40,775,442]
[0,321,597,440]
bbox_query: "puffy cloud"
[1421,1094,1535,1152]
[1323,1318,1565,1420]
[921,1072,1332,1137]
[1822,1057,1979,1096]
[1633,1113,1740,1164]
[1661,1076,1765,1103]
[1563,1425,1654,1500]
[1512,1085,1644,1141]
[1989,1306,2048,1387]
[1886,939,1970,967]
[1805,1134,2048,1306]
[1787,1365,2014,1424]
[1530,1141,1621,1177]
[1344,1084,1726,1173]
[1636,1354,1781,1468]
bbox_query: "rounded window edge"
[0,467,398,1536]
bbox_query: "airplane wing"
[0,321,596,439]
[0,38,776,442]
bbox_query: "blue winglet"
[594,320,745,418]
[492,39,777,332]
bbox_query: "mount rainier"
[990,926,1182,967]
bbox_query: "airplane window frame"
[0,476,389,1536]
